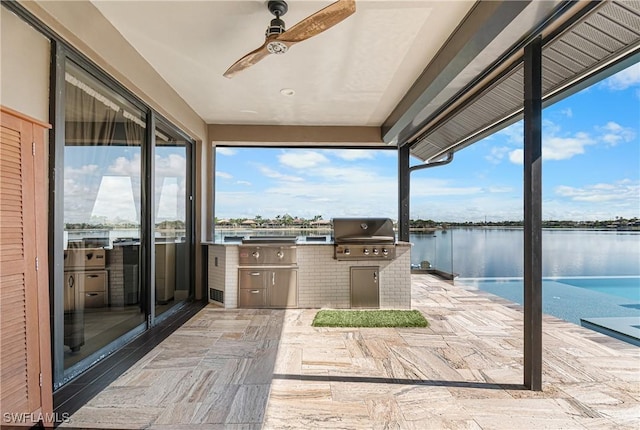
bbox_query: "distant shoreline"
[213,225,639,232]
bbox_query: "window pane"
[62,61,146,371]
[154,124,189,316]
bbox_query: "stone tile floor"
[61,275,640,429]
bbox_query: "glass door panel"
[62,61,146,372]
[154,123,190,316]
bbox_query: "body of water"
[414,228,640,337]
[410,227,640,278]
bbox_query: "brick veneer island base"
[206,242,412,309]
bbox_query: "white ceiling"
[91,0,475,127]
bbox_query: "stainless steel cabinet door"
[239,288,267,307]
[350,267,379,308]
[239,269,266,290]
[270,269,298,308]
[81,271,107,308]
[239,269,267,308]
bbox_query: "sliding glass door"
[62,61,146,373]
[54,57,194,388]
[154,122,191,317]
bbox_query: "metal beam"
[142,113,156,325]
[523,36,543,391]
[398,145,410,242]
[383,1,532,145]
[50,40,66,390]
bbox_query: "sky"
[215,62,640,223]
[65,146,187,224]
[62,63,639,225]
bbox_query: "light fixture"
[280,88,295,96]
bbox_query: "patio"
[60,274,639,429]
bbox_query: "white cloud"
[64,152,189,224]
[495,115,637,164]
[329,149,376,161]
[278,151,329,169]
[236,180,252,186]
[600,63,640,90]
[258,165,305,182]
[216,162,399,219]
[65,164,99,177]
[496,122,523,145]
[216,171,233,179]
[504,121,597,164]
[543,132,596,160]
[488,186,513,193]
[156,153,186,176]
[308,165,382,183]
[484,146,510,164]
[411,177,482,197]
[554,180,639,203]
[560,108,573,118]
[411,194,523,222]
[509,149,523,164]
[596,121,636,146]
[108,153,141,176]
[216,147,237,156]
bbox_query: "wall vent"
[209,288,224,303]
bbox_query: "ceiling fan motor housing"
[268,1,288,17]
[266,17,286,37]
[265,1,288,54]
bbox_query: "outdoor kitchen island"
[206,219,412,309]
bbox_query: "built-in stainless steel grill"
[333,218,396,261]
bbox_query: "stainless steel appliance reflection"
[63,248,108,352]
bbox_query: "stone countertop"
[203,240,333,246]
[203,241,412,246]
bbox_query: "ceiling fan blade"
[277,0,355,44]
[223,40,272,78]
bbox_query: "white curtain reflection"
[91,176,138,223]
[157,177,179,221]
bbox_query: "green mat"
[312,309,428,328]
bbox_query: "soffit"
[411,0,640,162]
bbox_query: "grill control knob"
[373,248,379,255]
[344,248,351,255]
[277,251,284,259]
[382,248,389,256]
[252,251,260,259]
[363,248,370,255]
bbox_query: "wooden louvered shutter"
[0,107,52,423]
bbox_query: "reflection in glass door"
[154,123,191,317]
[62,61,146,373]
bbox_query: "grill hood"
[333,218,395,244]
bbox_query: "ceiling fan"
[223,0,356,78]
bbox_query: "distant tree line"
[215,214,327,228]
[410,217,639,230]
[65,220,185,230]
[66,216,639,230]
